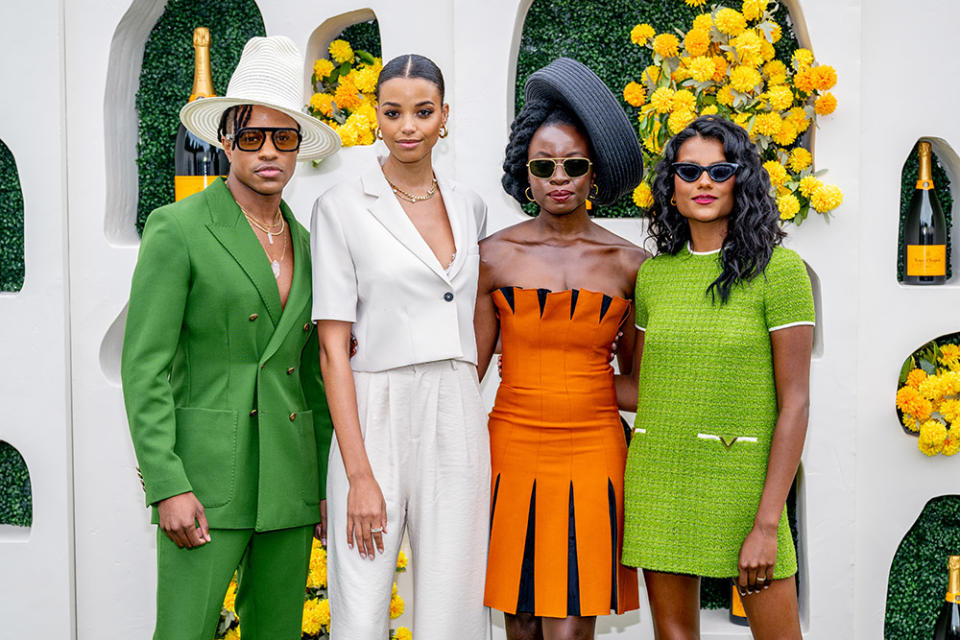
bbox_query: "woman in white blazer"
[310,55,490,640]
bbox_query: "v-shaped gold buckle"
[719,436,739,450]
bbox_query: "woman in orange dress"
[475,58,647,640]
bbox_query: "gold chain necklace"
[240,205,285,245]
[240,205,288,278]
[385,176,439,203]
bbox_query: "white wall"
[2,0,955,637]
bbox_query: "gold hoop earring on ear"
[525,187,536,202]
[439,125,449,139]
[590,184,599,198]
[670,194,677,206]
[375,127,383,140]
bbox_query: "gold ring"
[370,527,383,534]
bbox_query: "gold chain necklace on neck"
[385,176,439,203]
[240,205,285,245]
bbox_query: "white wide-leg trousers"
[327,359,491,640]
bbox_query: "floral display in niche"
[215,539,411,639]
[896,332,960,457]
[625,0,842,224]
[307,37,382,148]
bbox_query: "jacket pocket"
[174,407,239,508]
[297,410,321,505]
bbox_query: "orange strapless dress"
[484,287,639,617]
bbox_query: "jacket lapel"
[437,174,470,281]
[260,210,311,365]
[203,179,284,325]
[362,166,452,284]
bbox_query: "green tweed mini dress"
[621,244,814,578]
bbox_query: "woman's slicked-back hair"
[375,54,445,101]
[501,98,590,206]
[649,115,786,304]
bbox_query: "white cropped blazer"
[310,159,487,373]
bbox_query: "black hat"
[522,57,644,207]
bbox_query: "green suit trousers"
[154,525,313,640]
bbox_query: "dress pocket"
[174,407,239,508]
[297,410,321,505]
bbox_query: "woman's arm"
[614,330,644,411]
[474,241,500,381]
[737,324,813,594]
[316,319,386,560]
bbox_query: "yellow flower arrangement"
[393,628,413,640]
[307,38,381,148]
[898,339,960,458]
[390,591,405,619]
[633,182,655,209]
[625,3,842,224]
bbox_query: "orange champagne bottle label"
[906,245,946,277]
[175,175,220,201]
[731,587,747,617]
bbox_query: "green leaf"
[899,356,915,385]
[339,61,351,76]
[356,49,376,65]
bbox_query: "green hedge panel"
[884,495,960,639]
[135,0,265,235]
[514,0,799,218]
[0,441,32,527]
[0,139,24,292]
[897,144,953,281]
[339,19,381,58]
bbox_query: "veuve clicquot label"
[906,244,946,277]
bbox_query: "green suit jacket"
[121,178,333,531]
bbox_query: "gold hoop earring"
[525,187,535,202]
[670,194,677,206]
[590,184,599,198]
[375,127,383,140]
[439,125,448,139]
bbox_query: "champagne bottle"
[729,584,749,627]
[902,141,947,284]
[934,555,960,639]
[174,27,229,201]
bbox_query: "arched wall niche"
[303,8,379,97]
[0,138,25,293]
[0,440,32,541]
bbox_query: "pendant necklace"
[240,205,287,278]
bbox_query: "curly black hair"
[502,97,592,206]
[649,115,786,304]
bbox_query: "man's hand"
[157,491,210,549]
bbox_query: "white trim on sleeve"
[635,324,646,332]
[768,320,816,332]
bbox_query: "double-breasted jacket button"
[249,313,258,321]
[443,292,454,302]
[287,367,295,375]
[303,323,311,332]
[289,412,297,421]
[249,409,258,417]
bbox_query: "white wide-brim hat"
[179,35,340,161]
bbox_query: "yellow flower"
[390,594,405,619]
[693,13,714,30]
[357,102,378,125]
[941,344,960,367]
[687,56,716,82]
[672,64,691,83]
[762,60,788,85]
[353,66,379,94]
[309,92,336,117]
[785,106,811,132]
[668,109,696,135]
[792,48,815,70]
[777,194,800,220]
[729,65,762,93]
[684,0,708,6]
[767,21,783,43]
[752,112,783,137]
[763,160,788,187]
[652,33,681,58]
[942,370,960,395]
[919,419,947,456]
[393,628,413,640]
[643,132,663,154]
[334,79,362,111]
[761,40,776,62]
[766,85,794,111]
[649,87,675,114]
[771,120,798,146]
[684,28,712,57]
[731,112,751,132]
[223,628,241,640]
[944,430,960,456]
[742,0,766,21]
[633,182,654,209]
[337,123,360,146]
[396,550,408,570]
[307,544,328,588]
[716,85,735,106]
[711,55,729,82]
[730,31,764,68]
[631,23,656,46]
[671,89,697,113]
[623,81,647,107]
[700,104,719,116]
[715,8,747,36]
[788,148,813,173]
[642,65,662,84]
[314,58,335,79]
[815,92,837,116]
[798,175,822,198]
[301,598,331,635]
[941,399,960,424]
[328,39,354,64]
[812,65,838,91]
[357,127,375,146]
[906,368,927,389]
[919,375,943,401]
[810,183,843,213]
[223,578,237,612]
[902,412,920,433]
[793,68,816,94]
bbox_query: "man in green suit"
[121,36,341,640]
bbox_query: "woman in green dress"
[616,115,814,638]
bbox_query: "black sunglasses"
[527,157,593,179]
[672,162,740,183]
[227,126,302,152]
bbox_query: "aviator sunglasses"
[527,157,593,179]
[671,162,740,183]
[226,126,302,152]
